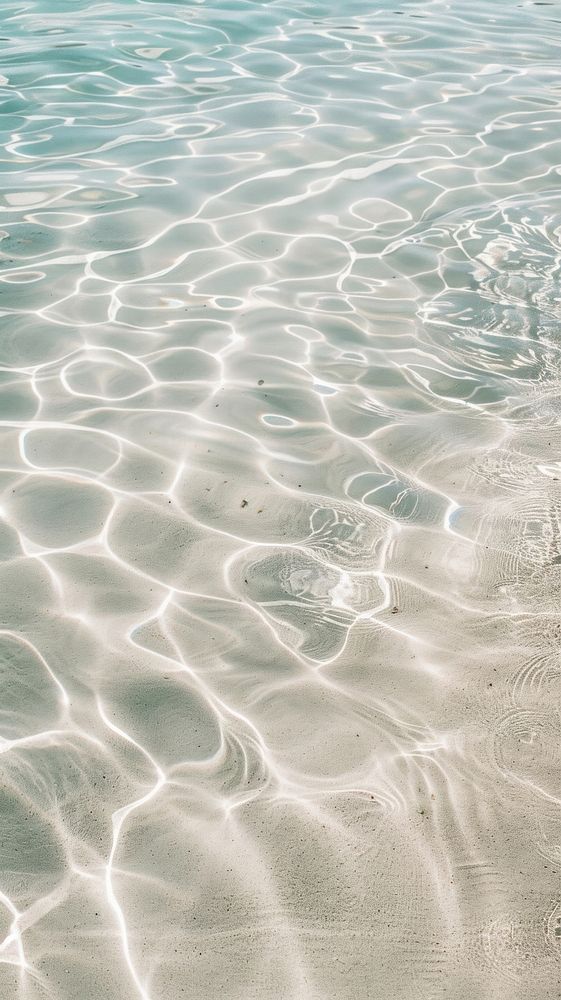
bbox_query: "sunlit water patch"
[0,0,560,997]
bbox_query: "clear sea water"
[0,1,560,997]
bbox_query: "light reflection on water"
[0,1,560,997]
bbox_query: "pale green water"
[0,1,561,997]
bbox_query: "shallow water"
[0,0,560,997]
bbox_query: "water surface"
[0,1,560,997]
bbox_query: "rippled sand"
[1,1,561,997]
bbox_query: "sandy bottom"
[0,1,560,998]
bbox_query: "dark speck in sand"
[258,379,264,385]
[391,606,399,614]
[241,499,248,508]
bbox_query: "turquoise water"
[1,1,561,997]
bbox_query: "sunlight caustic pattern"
[0,0,560,997]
